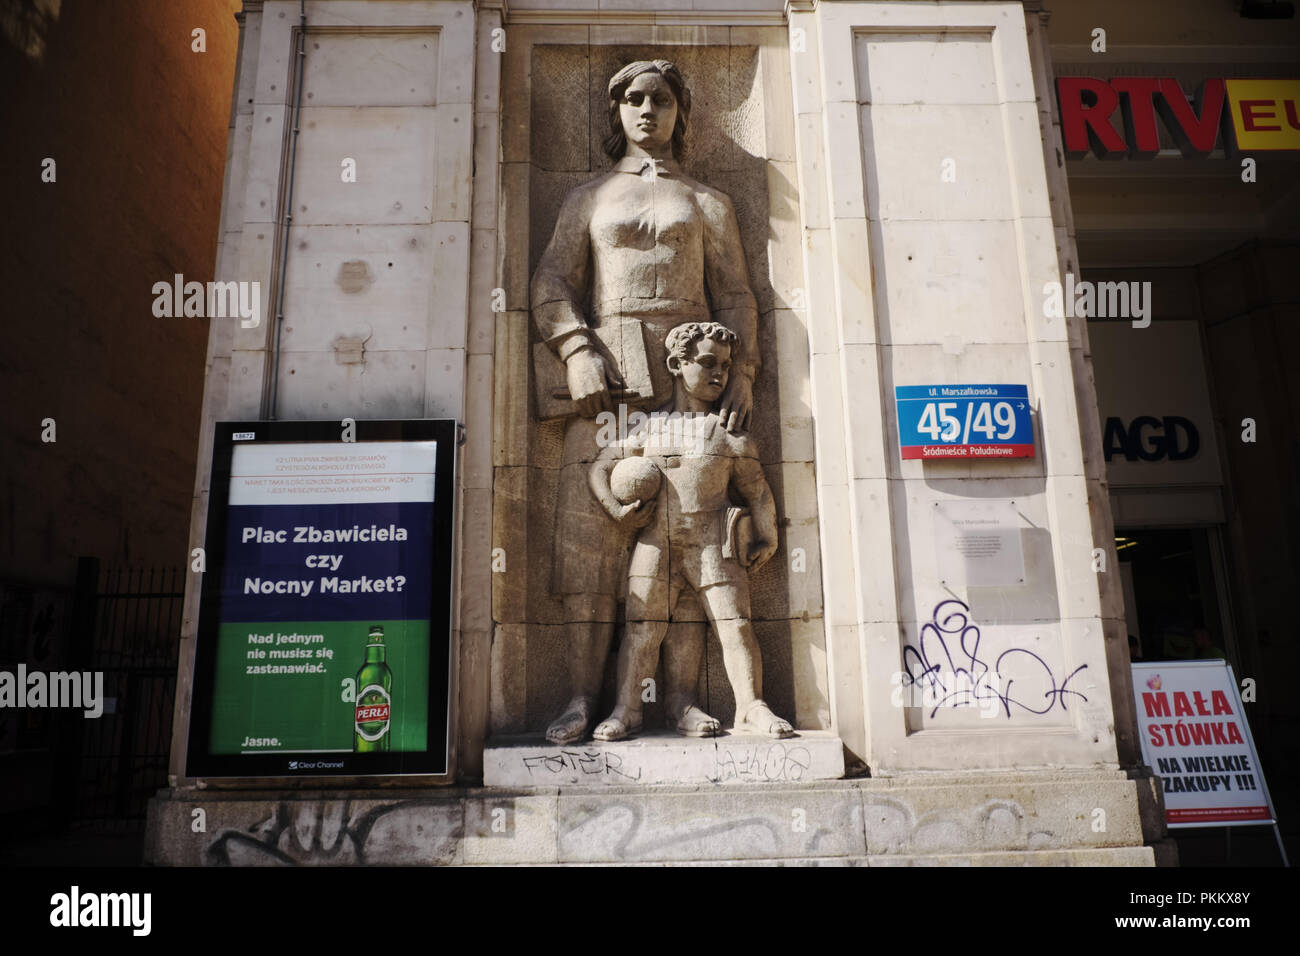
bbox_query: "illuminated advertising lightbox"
[186,420,455,777]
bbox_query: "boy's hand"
[610,498,657,532]
[744,536,777,571]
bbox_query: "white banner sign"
[1131,660,1274,827]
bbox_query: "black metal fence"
[68,561,184,824]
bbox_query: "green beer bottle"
[354,625,392,752]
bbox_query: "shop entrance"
[1117,526,1234,665]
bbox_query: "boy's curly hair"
[665,322,737,368]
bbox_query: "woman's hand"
[718,372,753,433]
[566,348,622,418]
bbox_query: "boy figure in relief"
[588,322,792,740]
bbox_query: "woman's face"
[619,72,677,152]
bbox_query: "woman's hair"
[603,59,691,162]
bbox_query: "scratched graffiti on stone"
[521,749,643,781]
[711,743,811,782]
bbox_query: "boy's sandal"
[737,699,795,738]
[592,715,642,741]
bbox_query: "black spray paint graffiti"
[206,798,453,865]
[901,599,1088,719]
[521,749,642,781]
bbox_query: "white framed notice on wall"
[933,499,1025,587]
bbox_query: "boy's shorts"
[626,509,751,623]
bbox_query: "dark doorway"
[1116,527,1229,664]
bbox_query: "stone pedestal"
[483,732,846,787]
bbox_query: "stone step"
[145,768,1163,866]
[461,847,1155,866]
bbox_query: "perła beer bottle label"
[355,684,391,742]
[355,624,392,751]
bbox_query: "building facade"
[145,0,1298,865]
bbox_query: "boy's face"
[678,337,731,403]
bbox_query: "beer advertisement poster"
[187,420,455,777]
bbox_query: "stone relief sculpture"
[530,59,774,745]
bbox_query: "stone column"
[166,0,481,789]
[1023,3,1140,770]
[458,0,506,781]
[789,0,1125,772]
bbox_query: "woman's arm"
[531,186,595,359]
[531,184,620,417]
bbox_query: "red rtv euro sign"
[1056,76,1300,157]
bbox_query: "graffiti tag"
[900,599,1088,719]
[521,749,642,781]
[712,743,811,783]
